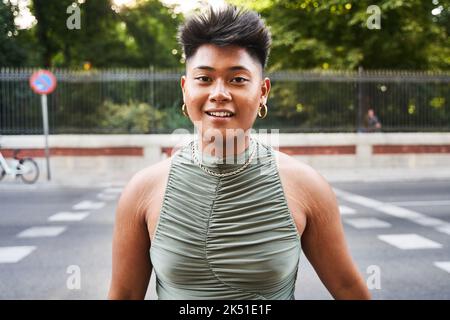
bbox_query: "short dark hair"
[177,4,272,70]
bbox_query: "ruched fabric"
[150,138,301,299]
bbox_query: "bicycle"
[0,146,40,184]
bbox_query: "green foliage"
[230,0,449,71]
[118,0,183,68]
[0,1,26,66]
[2,0,183,68]
[31,0,74,67]
[99,100,165,133]
[264,80,356,131]
[1,0,448,70]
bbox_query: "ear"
[180,75,187,100]
[260,77,271,105]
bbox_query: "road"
[0,179,449,299]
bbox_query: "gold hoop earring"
[182,103,189,117]
[258,103,268,119]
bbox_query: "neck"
[197,134,251,159]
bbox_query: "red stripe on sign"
[373,145,450,154]
[1,147,143,157]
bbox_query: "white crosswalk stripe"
[103,187,123,194]
[344,218,391,229]
[339,205,357,215]
[72,200,105,210]
[378,234,443,250]
[0,246,36,263]
[387,200,450,207]
[377,205,423,219]
[410,216,448,227]
[48,211,90,222]
[436,224,450,236]
[97,193,118,201]
[434,261,450,274]
[17,226,67,238]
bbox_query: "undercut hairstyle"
[177,4,272,70]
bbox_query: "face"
[181,44,270,143]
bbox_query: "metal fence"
[0,68,449,134]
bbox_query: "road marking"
[378,234,443,250]
[335,189,422,219]
[72,200,105,210]
[48,211,90,222]
[386,200,450,207]
[344,218,391,229]
[436,224,450,236]
[0,246,36,263]
[103,187,123,194]
[409,216,448,227]
[339,205,357,215]
[97,193,118,201]
[434,261,450,274]
[377,205,423,219]
[335,189,450,236]
[17,226,67,238]
[335,192,380,208]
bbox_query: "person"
[365,108,382,132]
[108,4,371,300]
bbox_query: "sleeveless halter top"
[150,138,301,299]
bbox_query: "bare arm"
[108,171,152,300]
[300,168,371,299]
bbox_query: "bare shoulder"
[274,149,330,188]
[117,156,173,221]
[273,149,336,218]
[131,156,172,187]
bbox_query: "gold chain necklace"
[191,138,257,177]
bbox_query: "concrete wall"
[1,133,450,185]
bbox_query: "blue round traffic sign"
[30,70,57,95]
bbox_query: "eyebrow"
[193,65,251,72]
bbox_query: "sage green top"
[150,138,301,300]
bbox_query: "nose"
[209,79,231,103]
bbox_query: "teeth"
[207,111,233,117]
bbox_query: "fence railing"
[0,68,449,134]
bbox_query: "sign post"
[29,70,57,181]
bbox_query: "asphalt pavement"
[0,177,449,299]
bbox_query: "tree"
[31,0,73,67]
[118,0,183,68]
[0,1,26,66]
[230,0,449,71]
[27,0,183,68]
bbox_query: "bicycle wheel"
[0,164,5,181]
[19,158,39,184]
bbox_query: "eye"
[231,77,248,83]
[195,76,211,82]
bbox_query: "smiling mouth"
[205,111,235,118]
